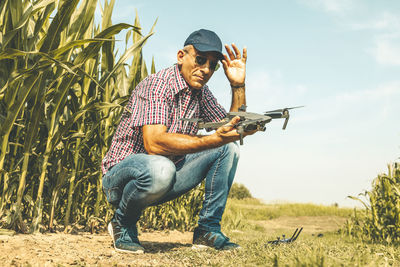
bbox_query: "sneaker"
[192,227,241,250]
[108,220,144,254]
[108,220,122,245]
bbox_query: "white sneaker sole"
[114,247,144,254]
[191,244,210,250]
[108,223,116,244]
[192,243,242,251]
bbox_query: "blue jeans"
[102,142,240,231]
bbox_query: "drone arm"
[281,110,290,130]
[236,126,244,145]
[282,115,289,130]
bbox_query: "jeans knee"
[149,157,176,194]
[224,142,240,160]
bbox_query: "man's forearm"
[144,131,232,156]
[229,84,246,112]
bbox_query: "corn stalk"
[0,0,156,232]
[347,162,400,244]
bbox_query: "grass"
[220,199,354,233]
[224,198,354,220]
[138,200,399,266]
[156,233,399,266]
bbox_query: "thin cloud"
[301,2,400,67]
[297,81,400,124]
[247,69,306,98]
[372,37,400,66]
[113,4,144,22]
[351,12,400,31]
[337,81,400,102]
[348,12,400,66]
[299,0,357,15]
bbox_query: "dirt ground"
[253,215,347,233]
[0,229,194,266]
[0,216,346,266]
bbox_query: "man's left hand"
[221,43,247,86]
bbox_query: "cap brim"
[192,43,224,60]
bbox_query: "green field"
[155,200,400,266]
[162,232,399,266]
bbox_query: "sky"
[106,0,400,207]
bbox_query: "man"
[101,29,253,253]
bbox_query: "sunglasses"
[194,55,220,71]
[184,49,220,71]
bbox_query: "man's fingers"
[229,116,241,125]
[225,44,236,61]
[232,43,241,59]
[223,44,246,67]
[222,116,240,129]
[221,57,229,71]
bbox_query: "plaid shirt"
[101,64,227,175]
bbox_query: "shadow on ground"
[141,241,192,253]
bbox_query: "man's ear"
[177,49,185,65]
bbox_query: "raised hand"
[221,43,247,86]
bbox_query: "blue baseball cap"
[184,29,224,60]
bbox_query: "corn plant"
[140,183,205,232]
[0,0,211,234]
[347,162,400,244]
[0,0,156,233]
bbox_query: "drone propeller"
[267,227,303,245]
[264,112,284,119]
[289,227,303,242]
[264,105,305,114]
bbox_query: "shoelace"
[120,227,139,242]
[205,230,229,248]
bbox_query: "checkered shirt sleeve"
[200,85,227,122]
[128,77,171,127]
